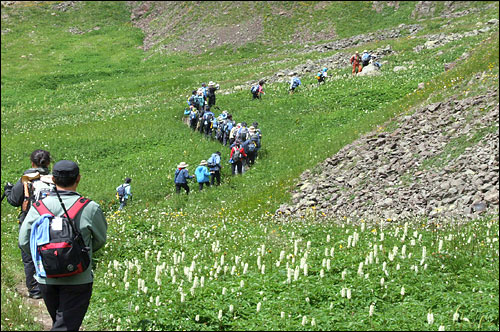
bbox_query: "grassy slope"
[1,1,498,331]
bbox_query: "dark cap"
[52,160,79,177]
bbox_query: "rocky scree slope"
[276,88,499,223]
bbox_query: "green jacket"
[19,190,107,285]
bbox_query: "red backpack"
[33,197,91,278]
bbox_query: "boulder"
[357,64,382,76]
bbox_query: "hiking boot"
[28,292,42,299]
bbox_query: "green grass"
[1,1,499,331]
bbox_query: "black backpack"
[32,196,91,278]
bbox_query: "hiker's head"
[323,67,328,72]
[192,90,197,95]
[216,151,221,156]
[363,50,368,53]
[252,121,259,128]
[259,80,265,86]
[241,122,247,127]
[125,177,132,184]
[235,140,241,146]
[30,149,51,168]
[52,160,80,188]
[201,83,206,87]
[355,51,359,54]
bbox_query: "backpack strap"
[32,197,90,219]
[33,199,54,216]
[65,197,91,220]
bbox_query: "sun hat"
[200,160,208,166]
[177,162,189,169]
[208,81,215,86]
[355,51,359,54]
[249,126,255,132]
[363,50,367,53]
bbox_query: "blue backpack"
[251,85,259,94]
[207,153,220,168]
[247,141,257,153]
[117,184,127,198]
[225,120,233,133]
[362,53,370,62]
[293,77,301,86]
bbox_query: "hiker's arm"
[88,205,107,253]
[6,179,23,207]
[18,207,39,254]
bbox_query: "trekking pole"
[0,193,6,202]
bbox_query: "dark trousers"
[198,181,210,191]
[231,161,243,175]
[20,247,40,295]
[210,170,221,186]
[39,282,93,331]
[247,151,256,166]
[175,183,190,195]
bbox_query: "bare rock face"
[276,89,499,222]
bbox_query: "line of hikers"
[179,81,264,194]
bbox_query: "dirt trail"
[16,281,52,331]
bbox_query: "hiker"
[202,107,215,138]
[246,126,260,166]
[174,162,193,195]
[189,106,198,130]
[350,51,362,75]
[116,177,132,211]
[372,55,382,69]
[3,149,54,300]
[236,121,249,142]
[215,111,228,144]
[316,68,328,85]
[251,122,263,160]
[222,114,235,146]
[230,140,247,175]
[251,80,265,99]
[229,122,241,146]
[207,151,222,186]
[289,76,301,93]
[194,88,206,112]
[19,160,107,331]
[206,81,220,108]
[187,90,197,108]
[195,160,211,191]
[200,82,208,99]
[361,49,371,68]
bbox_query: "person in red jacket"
[350,51,362,76]
[230,140,247,175]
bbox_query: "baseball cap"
[52,160,79,177]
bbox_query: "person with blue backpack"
[202,107,215,138]
[116,177,132,211]
[289,76,301,94]
[246,126,260,166]
[207,151,222,186]
[315,68,328,85]
[174,162,193,195]
[195,160,211,191]
[361,50,372,68]
[222,114,234,146]
[251,80,265,99]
